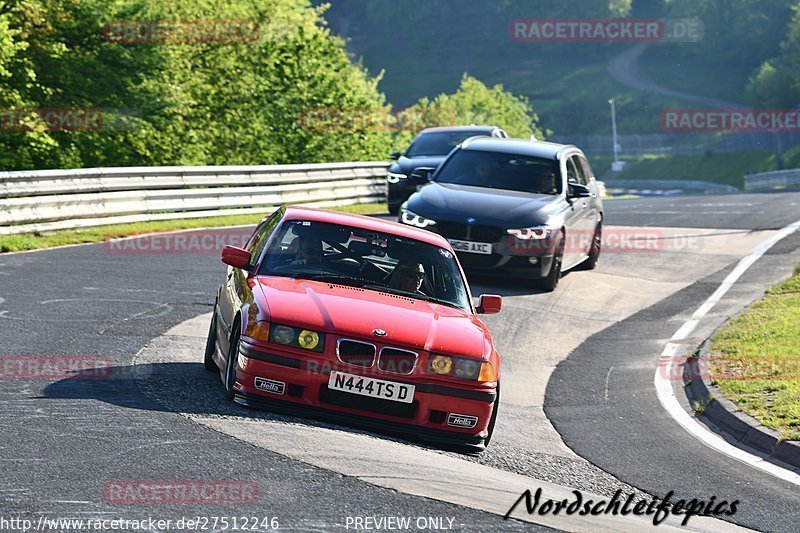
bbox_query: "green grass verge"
[613,151,778,189]
[0,203,388,254]
[709,265,800,441]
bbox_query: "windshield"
[405,131,485,157]
[259,220,472,312]
[434,150,562,195]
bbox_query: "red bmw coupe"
[205,206,502,450]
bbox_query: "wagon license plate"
[448,239,492,254]
[328,371,414,404]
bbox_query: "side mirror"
[476,294,502,314]
[389,151,402,160]
[410,166,436,181]
[221,245,251,269]
[568,183,592,199]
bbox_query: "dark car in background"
[398,137,603,291]
[386,125,507,214]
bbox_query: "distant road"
[607,43,747,110]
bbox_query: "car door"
[577,154,602,226]
[566,154,596,262]
[218,209,282,358]
[560,155,587,268]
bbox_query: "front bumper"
[396,219,558,279]
[455,252,556,279]
[232,342,497,448]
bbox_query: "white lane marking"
[0,296,5,305]
[655,218,800,486]
[604,366,613,402]
[672,319,699,341]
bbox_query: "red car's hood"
[254,276,491,359]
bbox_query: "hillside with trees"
[0,0,541,171]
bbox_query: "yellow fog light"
[430,355,453,375]
[298,330,320,350]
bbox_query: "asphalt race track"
[1,192,799,531]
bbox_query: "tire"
[223,328,240,401]
[536,232,564,292]
[483,381,500,448]
[388,203,400,216]
[577,222,602,271]
[203,310,218,372]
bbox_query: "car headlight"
[400,209,436,228]
[427,354,495,382]
[387,172,407,183]
[507,225,555,240]
[267,323,325,352]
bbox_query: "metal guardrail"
[0,162,390,235]
[744,169,800,191]
[604,179,739,193]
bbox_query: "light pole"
[609,98,621,169]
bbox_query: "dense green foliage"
[746,4,800,107]
[401,74,544,144]
[0,0,541,171]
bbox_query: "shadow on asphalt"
[41,362,483,456]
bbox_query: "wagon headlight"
[507,225,555,240]
[401,209,436,228]
[387,172,407,183]
[427,355,494,382]
[268,323,325,352]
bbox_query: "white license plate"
[328,371,414,403]
[448,239,492,254]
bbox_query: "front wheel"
[535,233,564,292]
[203,310,218,372]
[578,222,602,271]
[223,329,240,401]
[483,382,500,448]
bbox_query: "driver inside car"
[389,261,426,294]
[290,237,323,266]
[531,171,557,194]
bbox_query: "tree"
[0,0,395,170]
[402,74,545,143]
[746,3,800,106]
